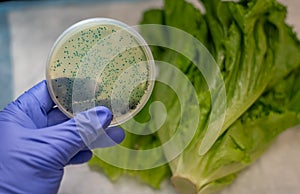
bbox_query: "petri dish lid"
[46,18,155,126]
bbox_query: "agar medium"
[46,18,155,126]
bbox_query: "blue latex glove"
[0,80,125,194]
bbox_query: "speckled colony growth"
[46,19,154,125]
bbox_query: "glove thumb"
[73,106,113,148]
[42,106,121,165]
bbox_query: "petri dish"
[46,18,155,126]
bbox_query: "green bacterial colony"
[47,22,153,123]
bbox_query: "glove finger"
[67,150,93,165]
[89,126,125,149]
[44,106,113,164]
[12,80,55,128]
[47,107,69,127]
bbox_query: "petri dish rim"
[46,18,156,126]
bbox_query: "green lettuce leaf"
[183,67,300,194]
[139,0,300,193]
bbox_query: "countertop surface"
[3,0,300,193]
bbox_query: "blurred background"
[0,0,299,194]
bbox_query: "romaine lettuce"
[89,0,300,193]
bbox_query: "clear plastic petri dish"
[46,18,155,126]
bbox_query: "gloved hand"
[0,80,125,194]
